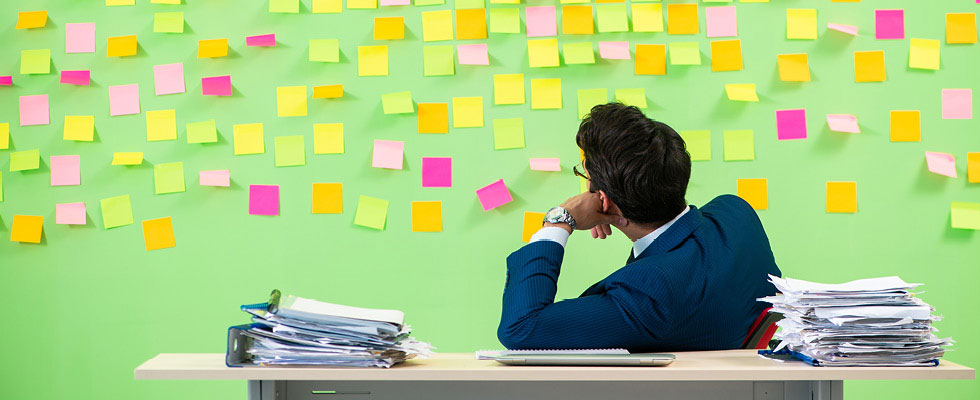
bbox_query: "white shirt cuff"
[529,226,571,248]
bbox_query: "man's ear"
[597,190,622,216]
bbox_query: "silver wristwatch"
[543,206,576,230]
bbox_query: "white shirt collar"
[632,206,691,259]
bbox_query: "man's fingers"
[591,226,598,238]
[602,223,612,236]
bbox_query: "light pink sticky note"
[826,114,860,133]
[202,75,232,96]
[65,23,96,53]
[827,23,858,36]
[875,9,904,40]
[372,139,404,170]
[249,184,280,216]
[942,89,972,120]
[925,151,957,178]
[60,70,91,86]
[476,179,513,211]
[246,34,277,47]
[153,63,185,95]
[776,109,807,140]
[706,6,737,38]
[108,84,140,116]
[529,157,561,171]
[380,0,410,6]
[56,202,86,225]
[457,44,489,65]
[0,76,11,86]
[598,41,631,60]
[421,157,452,187]
[51,155,81,186]
[200,170,230,187]
[19,94,49,126]
[526,6,557,38]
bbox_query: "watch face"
[545,208,563,220]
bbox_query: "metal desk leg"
[759,380,844,400]
[248,380,285,400]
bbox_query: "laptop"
[492,353,675,367]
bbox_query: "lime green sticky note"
[723,129,754,161]
[354,195,389,230]
[275,135,306,167]
[10,149,40,171]
[489,8,520,33]
[951,201,980,230]
[309,39,340,62]
[153,12,184,33]
[423,45,455,76]
[493,118,525,150]
[563,42,595,64]
[186,120,217,144]
[382,91,414,114]
[154,162,186,194]
[20,49,51,74]
[577,88,608,119]
[269,0,299,13]
[597,4,629,33]
[615,88,647,109]
[680,130,711,161]
[669,42,701,65]
[0,171,3,201]
[455,0,484,9]
[101,194,134,229]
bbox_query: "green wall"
[1,0,977,399]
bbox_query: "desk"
[135,351,974,400]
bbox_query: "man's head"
[575,102,691,227]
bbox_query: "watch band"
[543,206,576,230]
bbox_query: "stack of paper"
[759,275,952,366]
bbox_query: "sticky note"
[526,6,557,37]
[101,195,134,229]
[269,0,299,12]
[354,196,388,230]
[111,152,143,165]
[951,202,980,230]
[107,35,137,57]
[60,70,91,86]
[826,114,860,133]
[909,38,940,70]
[493,118,525,150]
[358,46,389,76]
[455,0,483,9]
[563,42,595,64]
[154,162,185,194]
[422,10,454,41]
[312,183,343,214]
[0,76,11,86]
[10,215,42,243]
[968,152,980,183]
[476,179,513,211]
[489,8,520,33]
[635,44,666,75]
[529,38,560,67]
[153,63,185,95]
[577,88,608,118]
[826,182,857,213]
[382,92,414,114]
[494,74,525,105]
[632,4,664,33]
[151,0,180,4]
[21,49,51,74]
[522,211,547,242]
[615,88,647,108]
[422,157,452,187]
[875,9,904,40]
[0,123,7,149]
[66,23,96,53]
[348,0,377,9]
[106,0,135,5]
[452,97,483,128]
[942,89,972,119]
[202,75,232,96]
[776,109,807,140]
[309,39,340,62]
[457,44,489,65]
[275,135,306,167]
[16,11,47,29]
[531,78,562,109]
[777,53,810,82]
[246,34,277,47]
[925,152,957,178]
[56,202,86,225]
[737,178,768,210]
[786,9,817,39]
[562,6,594,35]
[669,42,701,65]
[142,217,176,251]
[854,51,886,82]
[597,4,628,33]
[418,103,449,133]
[0,172,3,200]
[374,17,404,40]
[233,123,265,155]
[249,185,279,216]
[186,120,217,144]
[667,3,698,35]
[456,8,488,40]
[827,23,858,36]
[146,109,177,141]
[725,84,758,102]
[723,130,754,161]
[372,140,404,169]
[680,130,711,161]
[710,39,742,71]
[109,84,141,116]
[890,110,920,142]
[154,11,184,33]
[411,201,443,232]
[10,149,40,172]
[705,6,736,38]
[277,86,308,117]
[529,158,561,171]
[19,95,49,126]
[198,38,228,58]
[51,155,81,186]
[313,85,343,99]
[599,41,630,60]
[313,0,342,13]
[200,170,230,187]
[946,13,977,44]
[423,45,455,76]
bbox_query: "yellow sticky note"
[632,4,664,33]
[854,50,886,82]
[411,201,443,232]
[0,123,8,149]
[422,10,453,42]
[277,86,308,117]
[777,53,810,82]
[418,103,449,133]
[494,73,525,105]
[968,152,980,183]
[725,84,758,102]
[198,38,228,58]
[312,183,343,214]
[151,0,181,3]
[142,217,175,251]
[890,110,920,142]
[635,44,666,75]
[314,123,344,154]
[313,85,343,99]
[269,0,299,13]
[358,45,388,76]
[16,11,48,29]
[528,38,560,68]
[562,6,594,35]
[313,0,342,13]
[737,179,768,210]
[667,3,698,35]
[10,215,43,243]
[233,123,265,155]
[786,9,817,40]
[374,17,404,40]
[452,97,484,128]
[946,13,977,44]
[531,78,562,110]
[64,115,95,141]
[347,0,377,9]
[146,109,177,141]
[107,35,137,57]
[710,39,742,72]
[106,0,135,5]
[521,211,546,242]
[112,152,143,165]
[826,181,857,213]
[909,38,940,70]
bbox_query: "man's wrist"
[543,222,573,234]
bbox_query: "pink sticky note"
[249,184,280,216]
[200,170,230,187]
[706,6,737,38]
[476,179,513,211]
[380,0,410,6]
[925,151,957,178]
[875,9,905,40]
[526,6,557,38]
[202,75,232,96]
[421,157,452,188]
[827,23,858,36]
[56,202,86,225]
[776,109,807,140]
[153,63,185,95]
[19,94,49,126]
[60,70,91,86]
[65,23,95,53]
[598,41,631,60]
[457,44,489,65]
[372,140,404,170]
[246,34,277,47]
[942,89,972,120]
[108,84,140,116]
[51,155,81,186]
[826,114,860,133]
[0,76,11,86]
[529,157,561,171]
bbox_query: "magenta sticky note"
[372,139,404,170]
[246,34,277,47]
[60,70,91,86]
[705,6,737,38]
[942,89,972,120]
[50,155,81,186]
[826,114,860,133]
[202,75,232,96]
[529,157,561,171]
[457,44,489,65]
[0,76,11,86]
[19,94,49,126]
[65,23,95,53]
[421,157,452,187]
[875,9,905,40]
[925,151,957,178]
[56,202,86,225]
[153,63,185,95]
[249,184,280,216]
[380,0,410,5]
[525,6,557,38]
[598,41,630,60]
[827,23,858,36]
[108,84,140,116]
[476,179,513,211]
[200,170,230,187]
[775,109,807,140]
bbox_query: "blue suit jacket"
[498,194,782,351]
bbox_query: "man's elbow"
[497,323,535,350]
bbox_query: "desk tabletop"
[134,351,975,382]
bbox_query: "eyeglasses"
[573,160,589,180]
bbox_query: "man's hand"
[558,192,626,234]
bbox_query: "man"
[497,103,782,351]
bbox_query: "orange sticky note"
[312,183,343,214]
[522,211,546,242]
[826,182,857,213]
[142,217,175,251]
[737,179,768,210]
[946,13,977,44]
[418,103,449,134]
[667,3,699,35]
[777,53,810,82]
[10,215,43,243]
[854,50,886,82]
[374,17,404,40]
[967,152,980,183]
[710,39,742,72]
[456,8,487,40]
[635,44,666,75]
[16,11,48,29]
[107,35,137,57]
[890,110,920,142]
[562,6,594,35]
[198,39,228,58]
[313,84,343,99]
[411,201,443,232]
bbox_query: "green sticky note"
[269,0,299,13]
[423,45,455,76]
[951,201,980,230]
[0,171,3,201]
[153,12,184,33]
[723,129,754,161]
[669,42,701,65]
[100,194,134,229]
[563,42,595,65]
[186,120,217,144]
[455,0,484,9]
[489,8,520,33]
[680,130,711,161]
[20,49,51,74]
[154,162,186,194]
[354,195,389,230]
[310,39,340,62]
[615,88,647,109]
[493,118,525,150]
[577,88,608,119]
[10,149,40,171]
[382,91,414,114]
[597,4,629,33]
[275,135,306,167]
